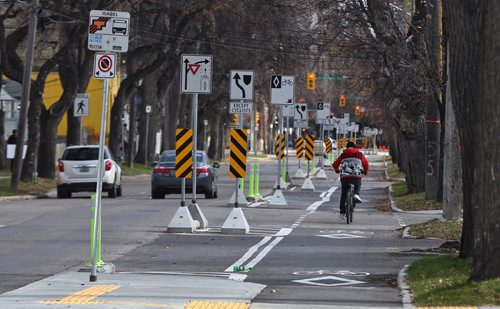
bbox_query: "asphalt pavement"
[0,152,480,309]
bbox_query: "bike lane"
[247,161,444,308]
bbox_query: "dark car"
[151,150,220,199]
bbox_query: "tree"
[445,0,500,280]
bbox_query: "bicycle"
[344,183,355,224]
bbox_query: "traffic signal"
[307,72,316,90]
[255,111,260,124]
[355,105,361,116]
[232,113,239,125]
[339,94,346,107]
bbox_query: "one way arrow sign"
[230,70,254,101]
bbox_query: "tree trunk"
[0,109,5,169]
[397,130,426,192]
[446,0,500,279]
[470,0,500,280]
[442,47,462,220]
[21,83,42,182]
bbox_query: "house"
[1,81,21,139]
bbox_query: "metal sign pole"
[320,123,324,166]
[80,117,83,145]
[285,115,289,181]
[276,108,283,190]
[90,77,109,282]
[192,93,198,203]
[145,113,149,166]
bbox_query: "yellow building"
[41,73,121,142]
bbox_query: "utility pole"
[11,0,38,190]
[424,0,440,200]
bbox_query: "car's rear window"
[63,148,109,161]
[161,153,204,163]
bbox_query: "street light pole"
[203,119,208,152]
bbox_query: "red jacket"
[332,147,369,179]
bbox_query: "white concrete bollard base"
[228,189,248,206]
[273,178,288,190]
[269,189,287,206]
[292,168,306,179]
[315,168,328,179]
[188,203,208,229]
[167,206,197,233]
[301,177,316,191]
[221,207,250,235]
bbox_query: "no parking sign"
[93,52,116,79]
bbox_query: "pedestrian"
[7,129,17,172]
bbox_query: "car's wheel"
[205,181,217,199]
[108,182,117,198]
[57,186,70,199]
[151,188,164,199]
[116,179,122,197]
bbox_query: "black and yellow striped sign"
[295,137,304,158]
[175,128,193,178]
[274,133,285,160]
[305,134,314,160]
[325,138,332,153]
[229,129,248,178]
[338,138,348,149]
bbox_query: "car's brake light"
[105,160,112,171]
[153,167,170,174]
[58,161,64,172]
[196,167,209,174]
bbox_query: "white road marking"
[275,228,293,236]
[246,237,284,268]
[293,275,366,287]
[225,236,272,272]
[318,233,367,239]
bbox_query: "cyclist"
[332,141,369,219]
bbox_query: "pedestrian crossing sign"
[74,94,90,117]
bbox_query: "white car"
[56,145,122,198]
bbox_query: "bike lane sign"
[270,75,294,105]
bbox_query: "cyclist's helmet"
[346,141,356,148]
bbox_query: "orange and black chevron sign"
[305,134,314,160]
[175,128,193,178]
[295,137,304,158]
[325,138,332,153]
[275,133,285,160]
[229,129,248,178]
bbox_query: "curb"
[398,264,415,309]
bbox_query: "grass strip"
[391,182,442,211]
[407,255,500,306]
[0,177,55,196]
[386,161,405,179]
[119,163,152,176]
[408,219,462,240]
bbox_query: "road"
[0,154,443,307]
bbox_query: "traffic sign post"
[270,75,295,105]
[88,10,130,53]
[93,52,116,79]
[180,55,212,94]
[88,9,129,283]
[230,70,254,101]
[293,103,308,128]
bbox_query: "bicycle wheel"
[346,188,352,224]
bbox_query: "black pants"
[339,178,361,213]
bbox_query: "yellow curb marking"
[41,284,184,307]
[41,284,120,305]
[185,301,249,309]
[417,307,478,309]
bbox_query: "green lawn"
[119,163,153,176]
[407,255,500,306]
[392,182,442,211]
[386,160,405,179]
[408,219,462,240]
[0,176,56,196]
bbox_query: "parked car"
[151,150,220,199]
[56,145,122,198]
